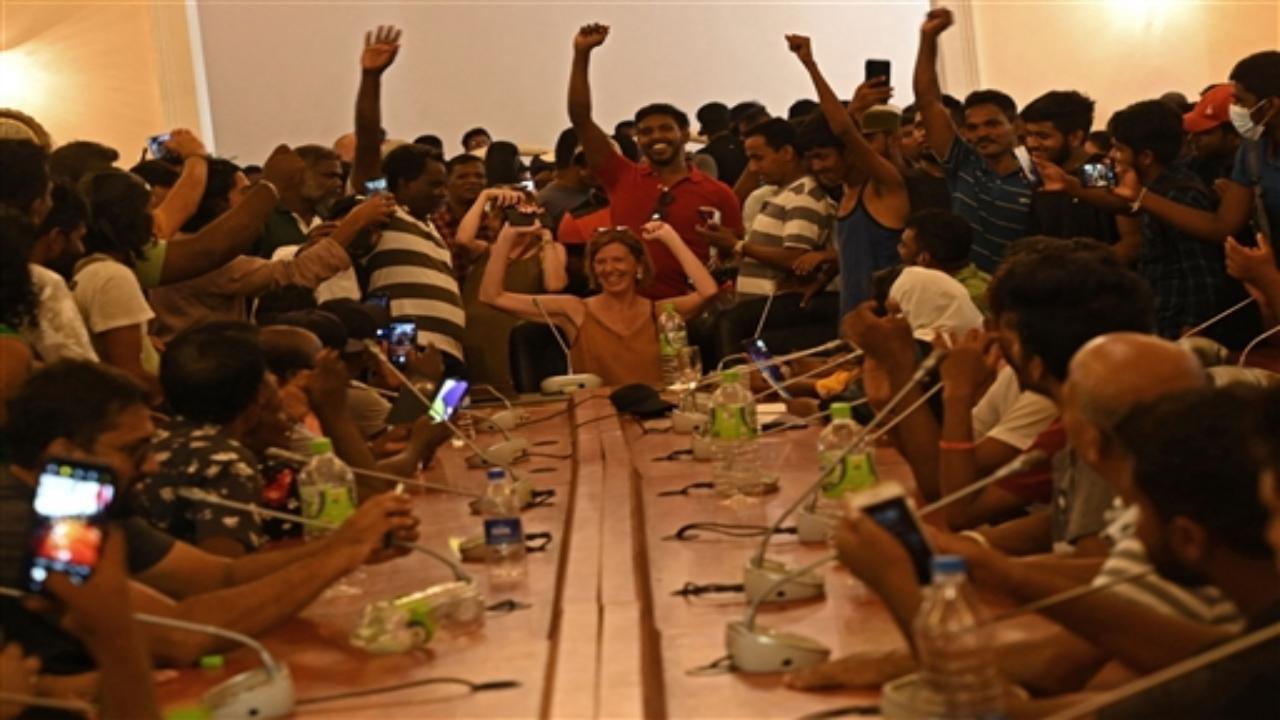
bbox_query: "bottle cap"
[829,402,852,420]
[662,302,676,312]
[165,706,212,720]
[308,436,333,455]
[930,554,967,576]
[486,468,506,482]
[198,654,225,670]
[721,368,740,384]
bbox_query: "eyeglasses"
[592,225,631,235]
[650,185,674,220]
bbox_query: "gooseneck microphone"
[265,447,482,499]
[176,488,471,583]
[529,296,603,395]
[0,585,294,719]
[918,449,1050,517]
[745,349,947,591]
[726,553,839,673]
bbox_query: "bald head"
[258,325,322,381]
[1067,332,1207,431]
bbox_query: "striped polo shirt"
[942,140,1033,272]
[364,209,466,361]
[738,175,834,292]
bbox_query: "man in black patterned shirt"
[132,322,294,555]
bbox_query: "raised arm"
[151,129,209,239]
[155,145,305,285]
[913,8,958,160]
[352,26,401,190]
[480,223,585,329]
[567,24,620,172]
[788,35,905,190]
[537,228,569,292]
[642,221,717,317]
[455,187,523,256]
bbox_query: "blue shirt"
[835,185,902,317]
[1230,136,1280,238]
[942,140,1034,272]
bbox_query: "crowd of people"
[1,6,1279,717]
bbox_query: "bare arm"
[480,224,585,329]
[1136,181,1253,243]
[127,494,417,666]
[455,187,521,256]
[135,536,332,598]
[0,338,31,427]
[1227,232,1280,326]
[913,9,958,160]
[352,26,401,190]
[538,231,569,292]
[94,326,159,398]
[643,221,718,317]
[789,36,905,190]
[156,146,305,285]
[967,545,1232,673]
[567,24,619,172]
[373,418,450,478]
[151,130,209,240]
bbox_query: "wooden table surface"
[157,390,1047,719]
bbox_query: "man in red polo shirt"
[567,22,743,299]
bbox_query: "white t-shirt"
[23,264,98,362]
[270,244,361,303]
[971,365,1057,450]
[72,255,157,371]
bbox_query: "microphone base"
[743,560,826,604]
[204,665,294,719]
[795,506,838,544]
[540,373,603,395]
[671,410,708,435]
[475,409,528,433]
[465,437,529,468]
[725,620,830,674]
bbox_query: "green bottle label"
[820,450,878,498]
[315,486,355,527]
[711,405,755,440]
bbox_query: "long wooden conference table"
[157,390,1039,718]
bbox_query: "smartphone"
[865,59,891,85]
[697,206,722,227]
[1080,161,1116,188]
[1013,146,1042,189]
[518,179,537,193]
[845,483,934,584]
[429,377,470,424]
[26,460,116,592]
[147,133,172,160]
[387,320,417,369]
[741,338,793,400]
[364,177,389,195]
[503,206,539,227]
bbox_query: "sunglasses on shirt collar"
[649,185,674,221]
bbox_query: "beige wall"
[4,1,1278,160]
[955,0,1280,126]
[1,0,202,158]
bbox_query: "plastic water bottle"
[913,556,1006,719]
[482,468,526,586]
[817,402,877,499]
[297,436,356,539]
[657,302,688,386]
[709,369,762,496]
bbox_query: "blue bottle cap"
[486,468,506,481]
[931,554,967,575]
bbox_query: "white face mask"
[1230,100,1268,141]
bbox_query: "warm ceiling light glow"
[0,50,45,109]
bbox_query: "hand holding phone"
[364,177,389,195]
[865,58,891,85]
[26,460,116,592]
[842,483,934,585]
[147,133,173,161]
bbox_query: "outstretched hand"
[362,25,402,74]
[1225,232,1276,285]
[574,23,609,53]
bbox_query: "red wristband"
[938,440,976,451]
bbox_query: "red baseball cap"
[1183,84,1234,133]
